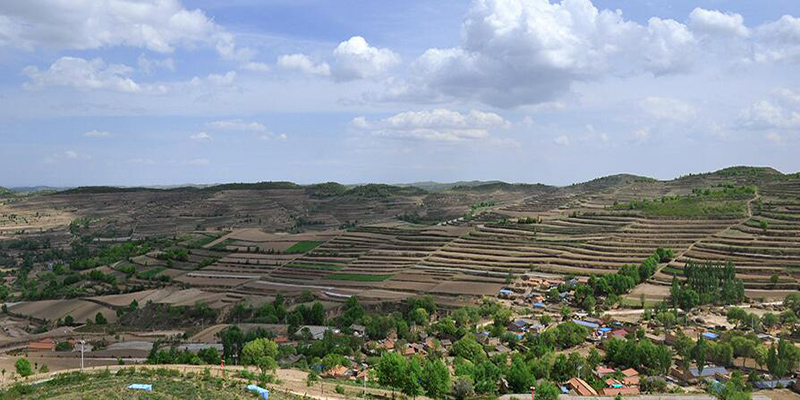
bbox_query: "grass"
[285,263,344,271]
[210,239,237,251]
[187,233,223,249]
[322,273,393,281]
[285,241,322,254]
[662,266,684,276]
[136,266,166,279]
[613,187,753,217]
[0,369,303,400]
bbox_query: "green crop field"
[0,370,302,400]
[285,262,344,270]
[285,241,321,254]
[322,273,393,281]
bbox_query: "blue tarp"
[499,289,514,294]
[702,332,718,339]
[561,387,569,394]
[128,384,153,391]
[247,384,269,399]
[533,302,545,308]
[599,327,612,332]
[572,319,599,329]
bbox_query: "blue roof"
[533,302,545,308]
[128,384,153,391]
[572,319,600,329]
[702,332,718,339]
[561,387,570,394]
[599,327,612,332]
[753,379,796,389]
[689,366,728,377]
[499,289,514,294]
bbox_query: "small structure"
[567,377,599,396]
[701,332,718,341]
[621,368,640,386]
[595,367,615,378]
[28,338,56,352]
[350,324,366,337]
[128,384,153,392]
[602,387,640,396]
[572,319,600,330]
[299,325,337,341]
[246,384,269,399]
[671,366,729,384]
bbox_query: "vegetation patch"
[285,241,321,254]
[285,262,343,271]
[613,186,754,217]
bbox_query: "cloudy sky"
[1,0,799,187]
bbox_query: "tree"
[309,302,325,325]
[15,358,32,377]
[421,358,450,399]
[761,313,779,329]
[452,378,474,400]
[64,315,74,326]
[693,336,707,375]
[452,334,484,362]
[376,352,406,393]
[410,308,430,326]
[242,338,278,366]
[95,312,107,325]
[220,325,245,363]
[402,356,424,399]
[675,334,695,371]
[536,381,560,400]
[506,356,535,393]
[540,314,553,326]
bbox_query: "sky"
[1,0,799,188]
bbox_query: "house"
[608,329,628,340]
[28,338,56,351]
[621,368,640,386]
[299,325,338,340]
[572,319,600,330]
[595,367,615,378]
[350,324,366,337]
[671,366,729,384]
[753,379,796,389]
[325,365,349,379]
[567,377,599,396]
[377,339,395,350]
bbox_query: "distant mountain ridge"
[9,166,796,196]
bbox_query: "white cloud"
[277,54,331,76]
[84,130,112,138]
[774,88,800,105]
[137,54,175,74]
[190,132,212,141]
[207,120,266,132]
[689,8,749,37]
[241,62,271,73]
[753,15,800,63]
[0,0,252,61]
[404,0,698,108]
[44,150,90,163]
[641,97,696,122]
[351,109,510,141]
[331,36,400,81]
[739,100,800,129]
[257,132,288,141]
[23,57,141,93]
[554,135,570,146]
[634,127,650,141]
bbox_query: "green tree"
[421,358,451,399]
[95,312,107,325]
[452,378,474,400]
[15,358,32,377]
[506,356,535,393]
[402,356,424,399]
[220,325,245,362]
[376,352,406,393]
[452,334,484,362]
[536,381,560,400]
[693,336,707,375]
[242,338,278,366]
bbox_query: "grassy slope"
[0,372,300,400]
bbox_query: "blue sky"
[1,0,799,187]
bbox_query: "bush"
[335,385,345,395]
[15,358,32,377]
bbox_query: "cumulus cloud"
[739,100,800,129]
[23,57,141,93]
[331,36,400,81]
[44,150,90,163]
[0,0,253,61]
[351,109,510,141]
[128,158,156,165]
[190,132,212,141]
[84,130,112,138]
[402,0,699,108]
[641,97,696,122]
[277,54,331,76]
[689,8,749,37]
[554,135,570,146]
[207,120,267,132]
[765,131,785,144]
